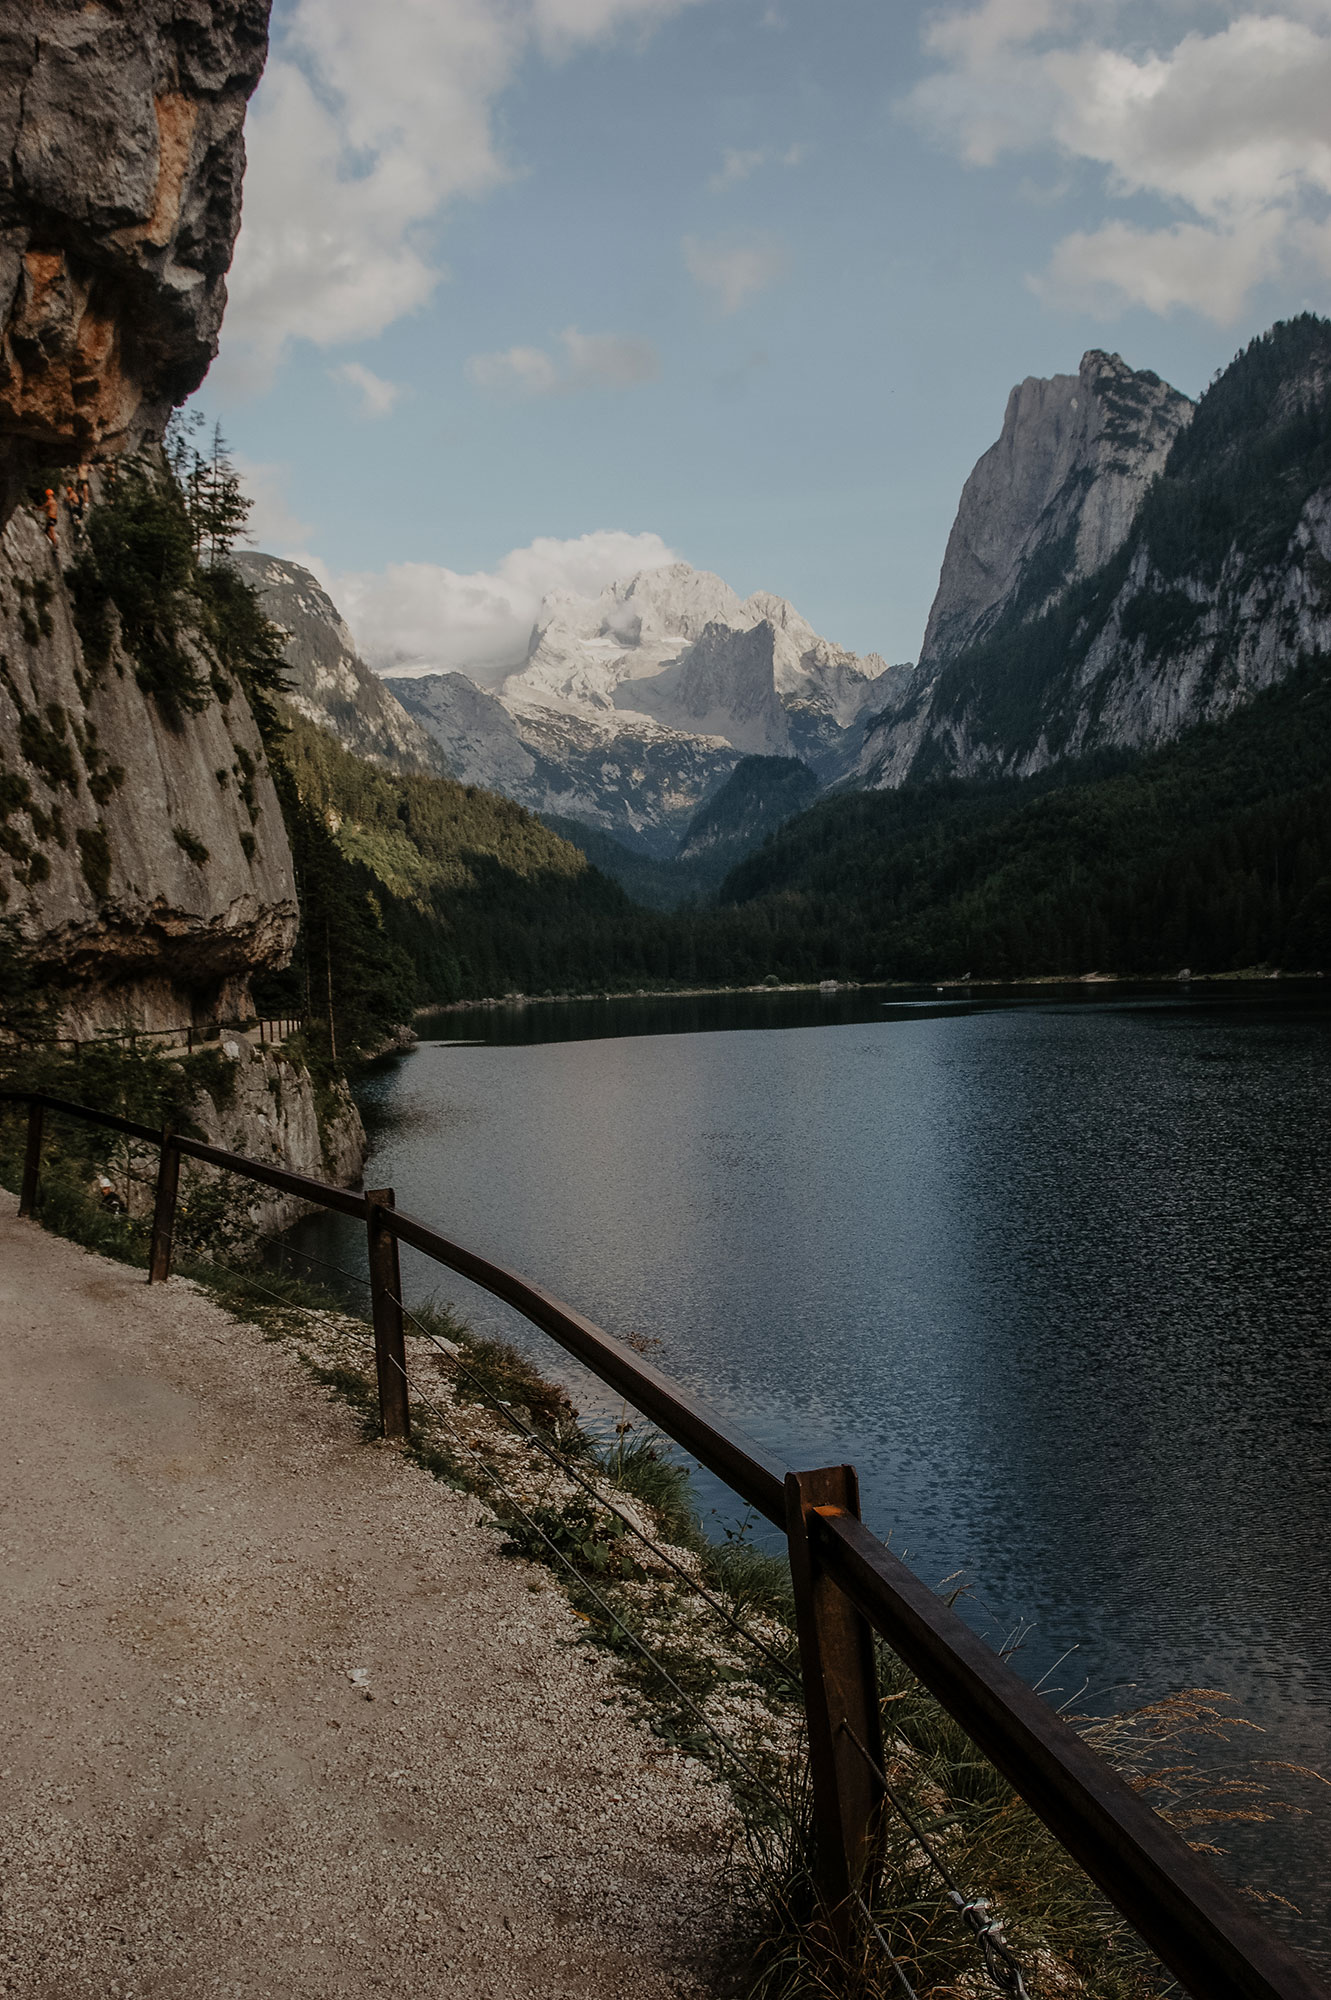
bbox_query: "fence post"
[18,1098,44,1217]
[148,1131,181,1283]
[366,1188,410,1439]
[786,1465,886,1932]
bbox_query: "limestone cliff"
[0,0,365,1194]
[918,350,1193,674]
[860,321,1331,788]
[1,456,296,1034]
[0,2,269,504]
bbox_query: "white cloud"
[531,0,706,53]
[707,143,807,191]
[233,455,315,553]
[909,2,1331,322]
[331,362,403,418]
[1032,213,1289,321]
[683,236,788,313]
[466,327,660,395]
[333,530,681,680]
[466,346,562,396]
[222,0,709,384]
[709,148,768,190]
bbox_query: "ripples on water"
[294,983,1331,1950]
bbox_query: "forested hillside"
[252,718,717,1038]
[719,652,1331,980]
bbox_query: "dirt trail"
[0,1193,732,1998]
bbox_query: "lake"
[291,983,1331,1952]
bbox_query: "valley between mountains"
[220,313,1331,1004]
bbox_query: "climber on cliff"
[42,487,58,549]
[65,477,86,525]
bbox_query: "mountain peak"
[918,351,1194,674]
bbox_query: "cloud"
[531,0,707,53]
[232,455,315,554]
[466,327,660,395]
[683,236,788,313]
[222,0,710,385]
[331,362,403,418]
[909,2,1331,322]
[709,148,767,190]
[707,143,807,191]
[1032,213,1289,321]
[333,530,681,681]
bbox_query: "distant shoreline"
[416,967,1327,1016]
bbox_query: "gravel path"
[0,1193,734,1998]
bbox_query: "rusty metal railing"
[4,1086,1327,2000]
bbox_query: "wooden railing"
[5,1087,1327,2000]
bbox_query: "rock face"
[0,2,270,501]
[918,350,1193,673]
[0,3,367,1195]
[231,554,451,776]
[186,1034,366,1231]
[388,562,897,853]
[860,319,1331,789]
[382,671,539,798]
[0,465,295,1033]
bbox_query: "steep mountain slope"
[0,457,294,1033]
[862,320,1331,787]
[0,3,367,1193]
[918,349,1193,674]
[257,716,706,1002]
[388,562,897,851]
[675,755,820,868]
[232,553,451,776]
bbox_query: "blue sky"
[200,0,1331,670]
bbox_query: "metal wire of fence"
[388,1283,805,1695]
[373,1336,793,1816]
[841,1719,1032,1999]
[199,1236,1035,1997]
[11,1087,1321,2000]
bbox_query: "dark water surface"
[296,984,1331,1944]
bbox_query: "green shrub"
[172,824,209,866]
[75,822,112,899]
[66,468,208,718]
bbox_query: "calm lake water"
[292,984,1331,1950]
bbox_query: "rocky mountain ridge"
[230,553,451,777]
[917,349,1194,675]
[385,562,900,853]
[860,320,1331,788]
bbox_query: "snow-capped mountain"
[387,564,902,852]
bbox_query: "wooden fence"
[6,1087,1327,2000]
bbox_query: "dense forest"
[717,651,1331,980]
